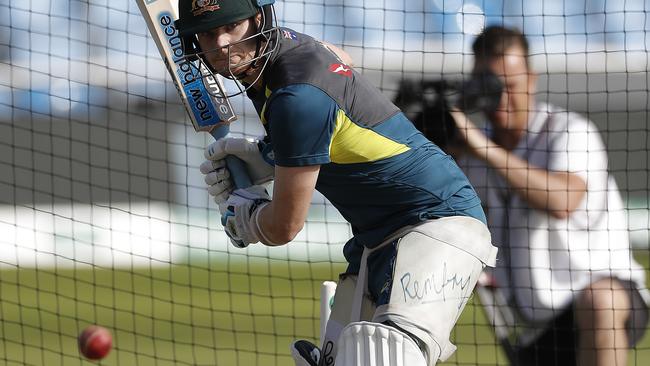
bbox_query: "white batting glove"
[221,185,271,248]
[205,137,275,186]
[200,158,233,209]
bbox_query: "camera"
[394,71,503,149]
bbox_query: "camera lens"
[456,71,503,114]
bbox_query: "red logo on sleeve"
[328,63,352,77]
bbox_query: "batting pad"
[373,216,498,364]
[335,322,427,366]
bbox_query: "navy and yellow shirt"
[247,29,485,270]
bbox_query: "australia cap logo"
[328,63,352,77]
[192,0,221,16]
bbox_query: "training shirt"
[458,102,648,323]
[246,28,484,271]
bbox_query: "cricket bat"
[136,0,252,189]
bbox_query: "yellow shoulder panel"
[329,109,410,164]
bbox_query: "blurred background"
[1,0,649,365]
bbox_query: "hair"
[472,25,530,69]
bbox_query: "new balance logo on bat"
[158,11,219,126]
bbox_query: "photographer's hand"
[449,108,497,161]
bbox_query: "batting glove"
[200,158,233,210]
[204,137,275,186]
[221,185,271,248]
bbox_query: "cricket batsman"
[174,1,498,365]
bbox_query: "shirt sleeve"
[547,111,610,214]
[266,84,338,167]
[547,111,608,181]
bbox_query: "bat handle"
[209,128,253,189]
[225,155,253,189]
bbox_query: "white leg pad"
[372,216,498,363]
[334,322,428,366]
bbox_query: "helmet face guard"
[176,1,279,100]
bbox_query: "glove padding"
[205,137,274,186]
[221,185,271,248]
[200,158,232,208]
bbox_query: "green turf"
[1,252,649,365]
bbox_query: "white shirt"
[459,102,648,323]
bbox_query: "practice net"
[1,1,648,365]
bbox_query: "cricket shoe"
[290,339,321,366]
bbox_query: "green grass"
[1,252,649,366]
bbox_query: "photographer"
[445,26,648,365]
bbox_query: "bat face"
[137,0,237,133]
[137,0,251,189]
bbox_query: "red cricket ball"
[78,325,112,360]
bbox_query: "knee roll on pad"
[334,322,429,366]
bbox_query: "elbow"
[550,208,572,220]
[266,222,304,246]
[547,184,586,220]
[548,196,584,220]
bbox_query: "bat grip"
[209,128,253,189]
[225,155,253,189]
